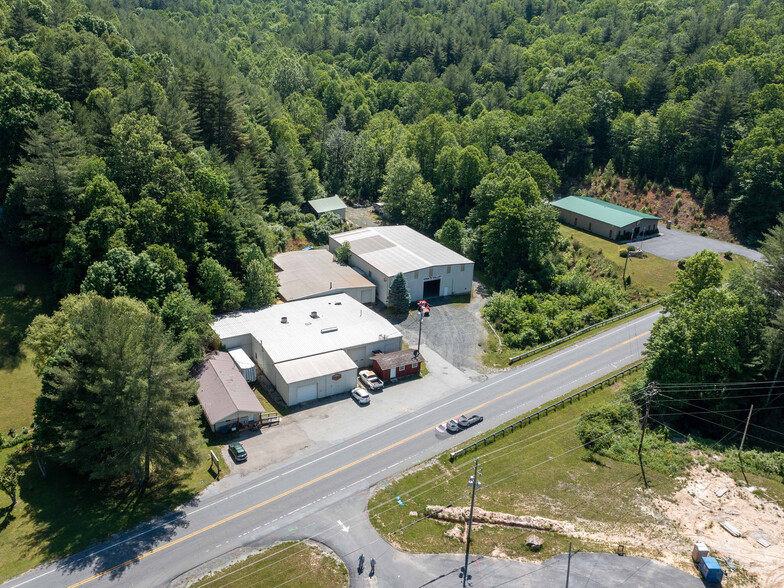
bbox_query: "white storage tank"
[228,348,257,382]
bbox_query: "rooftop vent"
[310,311,319,319]
[321,326,338,334]
[281,316,287,323]
[335,301,342,305]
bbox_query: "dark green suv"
[228,441,247,462]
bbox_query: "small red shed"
[372,349,424,381]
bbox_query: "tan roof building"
[274,249,376,305]
[196,351,264,432]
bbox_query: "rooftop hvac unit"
[281,316,287,323]
[310,311,319,318]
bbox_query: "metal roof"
[330,226,473,276]
[195,351,264,425]
[550,196,660,228]
[372,349,423,371]
[212,293,402,364]
[274,249,374,301]
[228,347,254,370]
[308,196,346,214]
[275,349,357,384]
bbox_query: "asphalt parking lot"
[216,342,474,486]
[637,227,763,262]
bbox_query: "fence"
[449,361,644,461]
[508,300,663,364]
[259,411,281,426]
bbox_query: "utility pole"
[638,382,657,488]
[565,541,573,588]
[462,459,481,588]
[739,404,754,485]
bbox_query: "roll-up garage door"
[297,382,318,403]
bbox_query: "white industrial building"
[211,294,402,406]
[328,226,474,303]
[274,249,375,304]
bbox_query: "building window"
[429,267,433,277]
[412,362,418,369]
[574,217,578,225]
[447,266,451,274]
[414,270,419,279]
[588,222,592,231]
[460,264,465,272]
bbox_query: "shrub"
[677,258,687,270]
[619,249,628,258]
[700,228,708,236]
[627,245,636,251]
[577,399,638,452]
[723,250,733,260]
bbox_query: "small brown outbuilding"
[195,351,264,432]
[371,349,424,381]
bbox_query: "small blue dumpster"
[698,556,723,583]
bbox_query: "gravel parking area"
[392,282,490,374]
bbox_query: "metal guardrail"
[508,299,664,364]
[449,361,645,461]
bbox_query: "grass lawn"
[0,415,228,582]
[560,226,754,295]
[192,541,348,587]
[368,375,680,562]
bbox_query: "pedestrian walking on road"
[370,558,376,576]
[358,553,365,574]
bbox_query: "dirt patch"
[655,463,784,587]
[582,177,742,243]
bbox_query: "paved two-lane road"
[5,312,658,588]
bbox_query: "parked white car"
[351,387,370,405]
[359,370,384,391]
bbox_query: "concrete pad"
[639,227,763,262]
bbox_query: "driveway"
[639,227,763,262]
[345,205,382,228]
[393,282,490,375]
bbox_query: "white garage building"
[328,226,474,303]
[211,294,402,406]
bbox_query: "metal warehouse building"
[308,195,347,220]
[274,249,376,304]
[211,294,402,406]
[328,226,474,303]
[551,196,660,241]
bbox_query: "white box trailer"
[228,348,256,382]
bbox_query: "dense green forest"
[2,0,784,366]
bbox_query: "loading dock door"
[423,278,440,298]
[297,383,318,403]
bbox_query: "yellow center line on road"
[67,331,649,587]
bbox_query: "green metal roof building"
[551,196,660,241]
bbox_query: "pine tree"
[387,272,410,313]
[6,111,81,262]
[33,296,201,486]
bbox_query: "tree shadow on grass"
[13,453,195,581]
